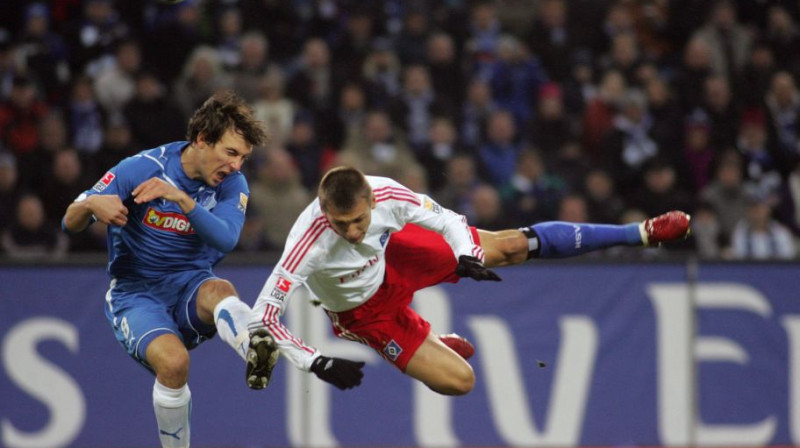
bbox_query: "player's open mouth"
[215,171,228,182]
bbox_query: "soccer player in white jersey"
[246,166,691,395]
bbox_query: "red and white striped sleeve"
[374,177,483,262]
[249,208,330,371]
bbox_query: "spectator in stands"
[631,158,695,218]
[229,31,269,103]
[286,113,328,191]
[460,78,497,149]
[336,110,421,180]
[123,71,184,149]
[388,64,453,152]
[144,0,203,83]
[673,37,714,112]
[557,193,590,223]
[763,5,800,74]
[527,82,574,159]
[95,114,135,173]
[94,39,141,115]
[361,38,402,109]
[249,146,312,249]
[691,0,753,81]
[700,75,738,150]
[736,108,782,195]
[680,110,716,194]
[287,38,338,114]
[252,66,295,147]
[598,88,659,194]
[39,148,87,227]
[737,41,777,109]
[582,69,626,161]
[584,168,626,224]
[505,148,566,222]
[173,46,233,121]
[731,186,797,260]
[0,151,20,232]
[435,153,481,215]
[395,7,431,66]
[700,150,749,246]
[0,74,48,158]
[765,71,800,174]
[17,112,67,188]
[478,109,520,187]
[469,183,509,230]
[600,32,645,86]
[488,35,547,128]
[415,117,464,192]
[65,75,106,156]
[426,33,465,112]
[214,6,244,70]
[1,193,67,259]
[15,3,70,103]
[64,0,130,77]
[526,0,576,82]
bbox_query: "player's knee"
[152,349,190,387]
[430,364,474,396]
[202,279,237,300]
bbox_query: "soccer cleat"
[439,333,475,360]
[640,210,691,246]
[246,330,279,390]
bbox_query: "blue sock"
[526,221,642,259]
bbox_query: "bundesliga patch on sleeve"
[238,192,248,213]
[92,171,115,192]
[270,276,292,301]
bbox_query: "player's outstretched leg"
[480,210,691,266]
[213,295,253,360]
[246,329,279,390]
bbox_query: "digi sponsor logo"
[142,207,195,235]
[383,340,403,361]
[92,171,116,192]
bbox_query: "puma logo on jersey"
[142,208,195,235]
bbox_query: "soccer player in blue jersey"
[62,90,276,448]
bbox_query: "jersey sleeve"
[249,208,327,371]
[383,178,484,261]
[185,173,248,253]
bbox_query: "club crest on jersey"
[379,230,390,247]
[142,207,195,235]
[92,171,115,192]
[383,340,403,361]
[423,198,442,214]
[238,193,248,213]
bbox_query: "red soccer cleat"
[439,333,475,360]
[640,211,692,246]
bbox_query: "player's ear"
[369,188,376,209]
[196,132,208,148]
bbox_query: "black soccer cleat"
[246,330,279,390]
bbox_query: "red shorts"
[325,224,480,371]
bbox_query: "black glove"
[455,255,502,281]
[310,356,365,390]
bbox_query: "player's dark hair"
[318,166,371,212]
[186,90,269,147]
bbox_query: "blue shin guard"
[528,221,642,259]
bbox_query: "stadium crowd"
[0,0,799,261]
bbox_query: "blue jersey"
[78,141,249,279]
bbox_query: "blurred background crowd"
[1,0,800,261]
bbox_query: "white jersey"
[249,176,483,370]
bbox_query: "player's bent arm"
[185,205,240,252]
[62,195,128,233]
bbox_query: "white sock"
[213,296,252,361]
[153,380,191,448]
